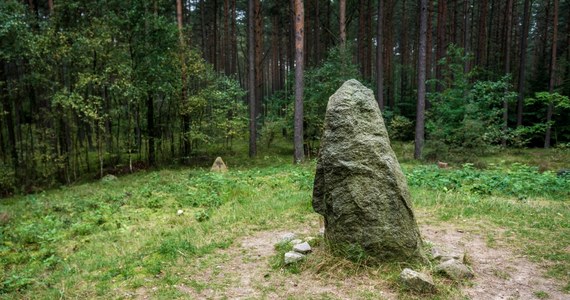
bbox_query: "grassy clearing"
[1,144,569,299]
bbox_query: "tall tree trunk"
[544,0,558,148]
[436,0,447,92]
[0,61,18,177]
[213,0,219,71]
[384,0,394,108]
[224,0,230,75]
[293,0,305,163]
[254,0,263,121]
[358,0,366,76]
[415,0,428,159]
[248,0,257,157]
[339,0,346,50]
[426,0,433,86]
[463,0,470,73]
[176,0,190,157]
[503,0,513,146]
[376,0,384,110]
[147,94,155,166]
[400,0,408,104]
[517,0,531,127]
[315,0,321,64]
[476,0,488,67]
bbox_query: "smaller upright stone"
[210,157,228,172]
[101,174,118,182]
[399,268,436,293]
[435,259,474,281]
[284,251,305,265]
[292,242,312,254]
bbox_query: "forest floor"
[1,144,569,299]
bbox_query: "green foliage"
[406,163,570,200]
[385,113,415,141]
[263,46,362,152]
[303,46,363,143]
[426,45,517,157]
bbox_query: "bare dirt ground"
[174,221,568,300]
[422,225,568,300]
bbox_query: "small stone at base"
[284,251,305,265]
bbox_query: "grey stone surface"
[292,242,312,254]
[435,259,474,280]
[210,157,228,172]
[399,268,436,293]
[312,79,424,262]
[289,239,303,246]
[284,251,305,265]
[280,232,297,244]
[431,247,464,263]
[101,174,117,182]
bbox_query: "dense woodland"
[1,0,569,194]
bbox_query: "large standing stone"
[312,79,424,262]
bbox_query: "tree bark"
[503,0,513,146]
[517,0,531,127]
[248,0,257,157]
[436,0,447,92]
[384,0,394,108]
[544,0,558,148]
[293,0,305,163]
[254,0,263,121]
[400,0,408,104]
[415,0,428,159]
[0,61,18,176]
[376,0,384,110]
[339,0,346,50]
[477,0,488,67]
[147,93,155,166]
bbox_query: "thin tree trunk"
[231,0,237,75]
[248,0,257,157]
[0,61,18,177]
[254,0,263,122]
[426,0,433,86]
[376,0,384,110]
[358,0,366,76]
[436,0,447,92]
[544,0,558,148]
[477,0,488,67]
[503,0,513,146]
[384,0,394,108]
[147,94,155,165]
[463,0,470,73]
[517,0,531,127]
[400,0,408,104]
[415,0,428,159]
[340,0,346,50]
[293,0,305,163]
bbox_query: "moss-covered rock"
[312,79,425,263]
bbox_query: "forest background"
[1,0,569,195]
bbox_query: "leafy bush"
[426,45,517,156]
[407,163,570,200]
[386,114,414,141]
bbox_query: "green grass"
[0,143,569,299]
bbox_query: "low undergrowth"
[407,162,570,200]
[0,151,568,299]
